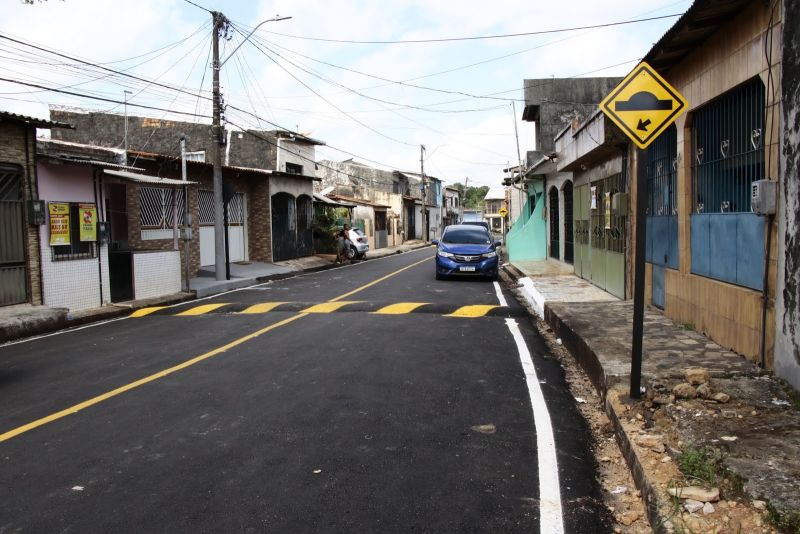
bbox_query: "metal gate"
[0,167,27,306]
[563,181,574,264]
[375,210,387,249]
[549,186,559,259]
[271,192,296,261]
[296,194,313,257]
[406,203,415,240]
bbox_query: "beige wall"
[641,2,782,364]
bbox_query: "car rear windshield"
[442,228,491,244]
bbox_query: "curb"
[502,262,671,533]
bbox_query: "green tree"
[462,186,490,209]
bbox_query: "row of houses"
[503,0,800,389]
[315,158,463,247]
[1,108,456,315]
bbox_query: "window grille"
[52,203,96,261]
[199,190,215,225]
[139,187,185,229]
[692,77,764,214]
[226,192,244,225]
[647,123,677,216]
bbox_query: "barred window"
[227,192,244,225]
[199,190,214,225]
[692,77,765,214]
[139,187,185,229]
[647,123,677,216]
[199,190,244,225]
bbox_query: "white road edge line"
[493,281,508,307]
[505,317,564,534]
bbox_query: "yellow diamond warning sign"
[599,61,688,149]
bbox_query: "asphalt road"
[0,248,610,533]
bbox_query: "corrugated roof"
[0,111,73,129]
[644,0,752,74]
[104,169,196,186]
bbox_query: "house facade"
[631,0,786,371]
[443,186,462,227]
[505,77,622,267]
[550,0,797,380]
[0,112,71,308]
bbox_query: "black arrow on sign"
[637,118,652,131]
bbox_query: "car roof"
[444,224,490,232]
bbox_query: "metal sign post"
[599,61,688,399]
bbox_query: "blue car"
[432,225,501,281]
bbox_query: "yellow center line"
[329,254,433,302]
[0,252,435,443]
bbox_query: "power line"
[182,0,212,13]
[0,77,210,119]
[248,32,525,103]
[257,13,682,44]
[235,33,415,146]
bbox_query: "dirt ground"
[519,308,778,533]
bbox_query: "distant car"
[461,221,491,233]
[432,225,501,281]
[347,227,369,259]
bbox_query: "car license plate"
[459,266,476,272]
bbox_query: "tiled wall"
[39,231,110,311]
[133,251,181,300]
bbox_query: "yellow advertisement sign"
[599,61,688,149]
[48,202,71,246]
[78,203,97,242]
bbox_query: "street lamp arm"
[220,15,292,67]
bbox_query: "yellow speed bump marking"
[301,301,360,313]
[129,306,167,318]
[0,254,434,444]
[446,305,499,318]
[239,302,288,314]
[176,303,230,316]
[373,302,429,315]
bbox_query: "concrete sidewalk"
[504,259,800,533]
[0,242,431,345]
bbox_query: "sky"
[0,0,692,186]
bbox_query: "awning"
[313,192,355,207]
[104,169,196,185]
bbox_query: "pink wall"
[37,161,105,219]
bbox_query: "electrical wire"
[255,13,682,44]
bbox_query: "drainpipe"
[93,168,104,306]
[25,127,43,304]
[759,214,774,369]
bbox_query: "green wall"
[506,181,547,262]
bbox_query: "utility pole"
[123,90,132,151]
[211,11,227,281]
[420,144,427,243]
[181,136,191,292]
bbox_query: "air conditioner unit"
[751,179,776,215]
